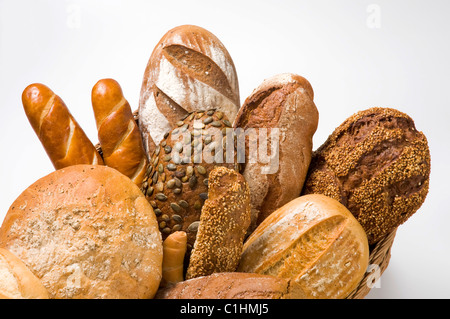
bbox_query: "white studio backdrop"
[1,0,449,298]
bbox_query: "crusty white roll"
[139,24,240,155]
[0,248,49,299]
[238,194,369,299]
[0,165,163,299]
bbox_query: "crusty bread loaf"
[0,165,162,299]
[302,107,431,244]
[233,73,319,229]
[140,110,238,253]
[0,248,48,299]
[139,24,240,155]
[185,167,251,279]
[91,78,148,186]
[22,83,104,169]
[156,272,306,299]
[238,194,369,299]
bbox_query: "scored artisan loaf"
[91,78,148,186]
[0,165,163,299]
[302,107,431,244]
[238,194,369,299]
[156,272,306,299]
[233,73,319,228]
[139,24,240,155]
[0,248,49,299]
[185,166,251,279]
[22,83,104,169]
[140,110,238,254]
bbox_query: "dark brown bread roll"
[140,110,238,254]
[302,107,431,244]
[156,272,306,299]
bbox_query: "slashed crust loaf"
[238,194,369,299]
[302,107,431,244]
[0,165,162,299]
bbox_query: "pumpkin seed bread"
[140,110,239,255]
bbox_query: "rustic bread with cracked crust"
[302,107,431,244]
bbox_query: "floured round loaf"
[238,194,369,299]
[156,272,306,299]
[302,107,431,244]
[0,165,163,299]
[139,24,240,155]
[0,248,48,299]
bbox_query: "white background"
[0,0,449,298]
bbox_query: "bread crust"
[156,272,306,299]
[185,167,251,279]
[0,248,49,299]
[302,107,431,244]
[238,194,369,299]
[22,83,104,169]
[0,165,162,299]
[234,73,319,229]
[92,78,148,186]
[139,25,240,155]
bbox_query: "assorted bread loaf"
[0,165,163,299]
[92,78,148,186]
[234,73,319,229]
[302,107,431,244]
[3,24,431,299]
[138,24,240,156]
[22,83,104,169]
[238,194,369,299]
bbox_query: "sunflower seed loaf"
[302,107,431,244]
[139,25,240,156]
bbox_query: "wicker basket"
[96,111,396,299]
[347,228,397,299]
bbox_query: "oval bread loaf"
[156,272,306,299]
[233,73,319,229]
[139,24,240,155]
[302,107,431,244]
[0,165,163,299]
[238,194,369,299]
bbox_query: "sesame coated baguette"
[185,166,251,280]
[22,83,104,169]
[139,24,240,155]
[92,79,148,186]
